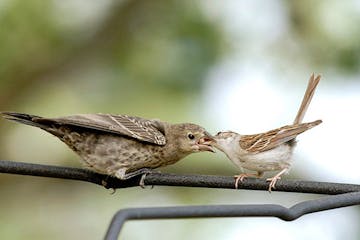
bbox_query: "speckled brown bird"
[1,112,214,181]
[212,73,322,191]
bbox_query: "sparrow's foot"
[234,174,250,189]
[266,176,281,192]
[266,168,288,192]
[234,172,264,189]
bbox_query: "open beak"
[196,134,216,153]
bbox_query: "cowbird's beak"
[196,133,215,153]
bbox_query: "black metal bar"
[105,191,360,240]
[1,160,360,194]
[1,159,360,239]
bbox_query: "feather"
[3,112,167,145]
[239,120,322,152]
[293,74,321,124]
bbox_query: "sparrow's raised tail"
[294,73,321,125]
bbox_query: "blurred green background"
[1,0,360,239]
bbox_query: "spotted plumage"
[1,112,214,180]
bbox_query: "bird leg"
[266,168,288,192]
[101,175,117,194]
[115,168,152,180]
[234,172,264,189]
[115,168,160,188]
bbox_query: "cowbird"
[212,74,322,191]
[1,112,214,181]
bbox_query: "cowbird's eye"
[187,133,195,140]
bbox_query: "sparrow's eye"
[187,133,195,140]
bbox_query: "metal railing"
[0,160,359,240]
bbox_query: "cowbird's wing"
[36,114,167,145]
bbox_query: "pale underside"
[233,143,293,173]
[218,120,321,174]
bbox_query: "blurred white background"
[202,1,360,239]
[0,0,359,239]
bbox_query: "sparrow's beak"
[195,134,215,153]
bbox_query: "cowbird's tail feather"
[1,112,45,128]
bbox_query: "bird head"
[170,123,215,153]
[211,131,239,151]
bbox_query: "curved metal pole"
[105,191,360,240]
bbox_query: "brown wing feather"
[35,114,167,145]
[240,120,322,153]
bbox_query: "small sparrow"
[1,112,214,182]
[212,74,322,191]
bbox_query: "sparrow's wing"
[239,120,322,153]
[36,114,167,145]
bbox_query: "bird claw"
[234,174,249,189]
[139,174,147,188]
[138,169,160,188]
[265,168,287,192]
[101,177,117,194]
[139,172,155,189]
[266,176,281,192]
[234,173,263,189]
[101,179,109,188]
